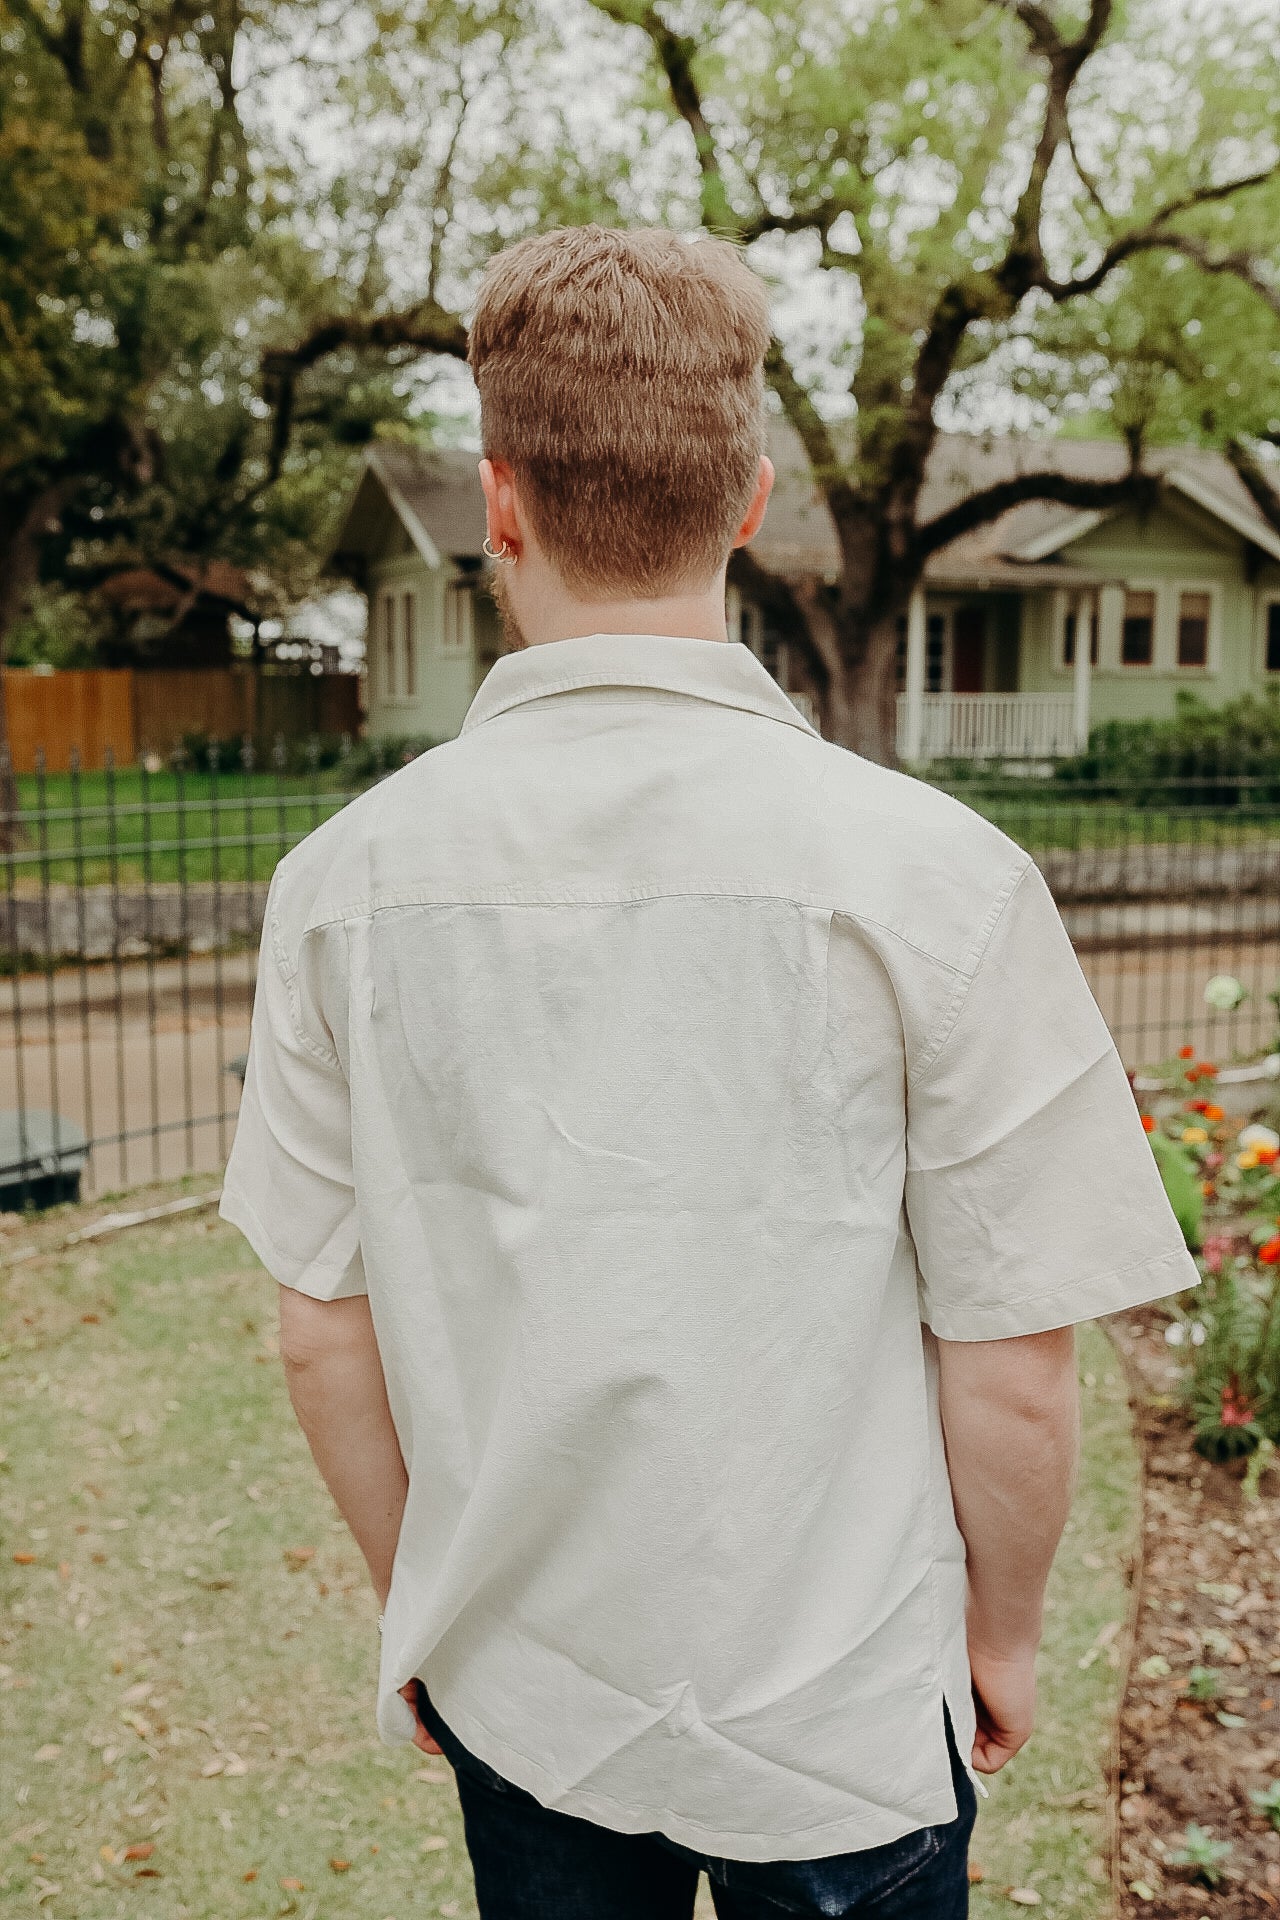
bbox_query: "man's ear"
[733,455,775,548]
[478,458,522,558]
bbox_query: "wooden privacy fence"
[0,667,363,771]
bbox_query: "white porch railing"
[896,692,1078,763]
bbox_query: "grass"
[969,1318,1138,1919]
[1,1185,1139,1920]
[7,769,359,891]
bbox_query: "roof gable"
[327,427,1280,586]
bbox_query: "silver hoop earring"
[483,535,516,565]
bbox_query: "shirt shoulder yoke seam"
[297,886,991,981]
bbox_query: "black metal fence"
[2,734,1279,1210]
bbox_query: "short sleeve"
[218,886,366,1301]
[905,858,1200,1341]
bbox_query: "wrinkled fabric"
[220,632,1198,1862]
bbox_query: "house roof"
[328,427,1280,590]
[96,558,262,615]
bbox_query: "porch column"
[1072,590,1092,751]
[903,584,927,763]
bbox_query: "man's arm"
[276,1287,409,1606]
[935,1325,1081,1774]
[276,1287,441,1754]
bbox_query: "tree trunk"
[0,481,77,851]
[840,618,902,765]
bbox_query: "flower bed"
[1108,974,1280,1912]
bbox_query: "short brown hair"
[468,225,771,596]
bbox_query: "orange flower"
[1179,1045,1195,1059]
[1257,1145,1279,1167]
[1141,1114,1157,1133]
[1198,1062,1219,1078]
[1259,1237,1280,1265]
[1203,1104,1225,1122]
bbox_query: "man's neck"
[512,580,731,649]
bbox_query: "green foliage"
[1248,1779,1280,1832]
[1163,1822,1233,1888]
[1148,1129,1204,1251]
[1052,693,1280,804]
[1176,1258,1280,1461]
[1185,1666,1224,1702]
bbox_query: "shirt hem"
[410,1676,962,1863]
[920,1242,1200,1342]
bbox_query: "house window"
[894,611,948,691]
[402,592,417,697]
[925,613,947,691]
[1266,601,1280,674]
[1121,589,1155,666]
[443,584,473,654]
[1063,606,1099,667]
[1176,590,1210,669]
[381,591,397,697]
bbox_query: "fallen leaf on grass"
[279,1876,304,1891]
[283,1546,315,1569]
[201,1758,225,1777]
[242,1868,258,1882]
[12,1552,36,1564]
[329,1858,351,1872]
[421,1835,448,1853]
[122,1843,154,1861]
[1008,1893,1042,1908]
[57,1561,71,1581]
[411,1765,450,1784]
[120,1682,153,1705]
[33,1745,61,1762]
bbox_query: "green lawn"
[7,769,361,890]
[1,1185,1137,1919]
[942,792,1280,853]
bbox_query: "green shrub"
[1051,689,1280,805]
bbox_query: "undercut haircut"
[468,225,772,597]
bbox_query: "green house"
[329,431,1280,758]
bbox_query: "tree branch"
[1045,211,1280,314]
[259,306,469,487]
[916,463,1160,559]
[1225,438,1280,540]
[591,1,740,232]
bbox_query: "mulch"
[1106,1303,1280,1917]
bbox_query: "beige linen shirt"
[220,631,1198,1862]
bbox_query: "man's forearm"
[277,1288,409,1607]
[936,1326,1080,1655]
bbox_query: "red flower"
[1220,1380,1255,1427]
[1257,1145,1279,1168]
[1198,1062,1219,1078]
[1179,1045,1196,1059]
[1259,1237,1280,1265]
[1186,1099,1211,1114]
[1141,1113,1157,1133]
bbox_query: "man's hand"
[399,1680,443,1756]
[968,1643,1037,1774]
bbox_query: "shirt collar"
[460,632,820,738]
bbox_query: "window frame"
[402,590,417,699]
[442,581,474,656]
[1261,594,1280,678]
[1119,586,1157,670]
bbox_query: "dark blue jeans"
[414,1682,976,1918]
